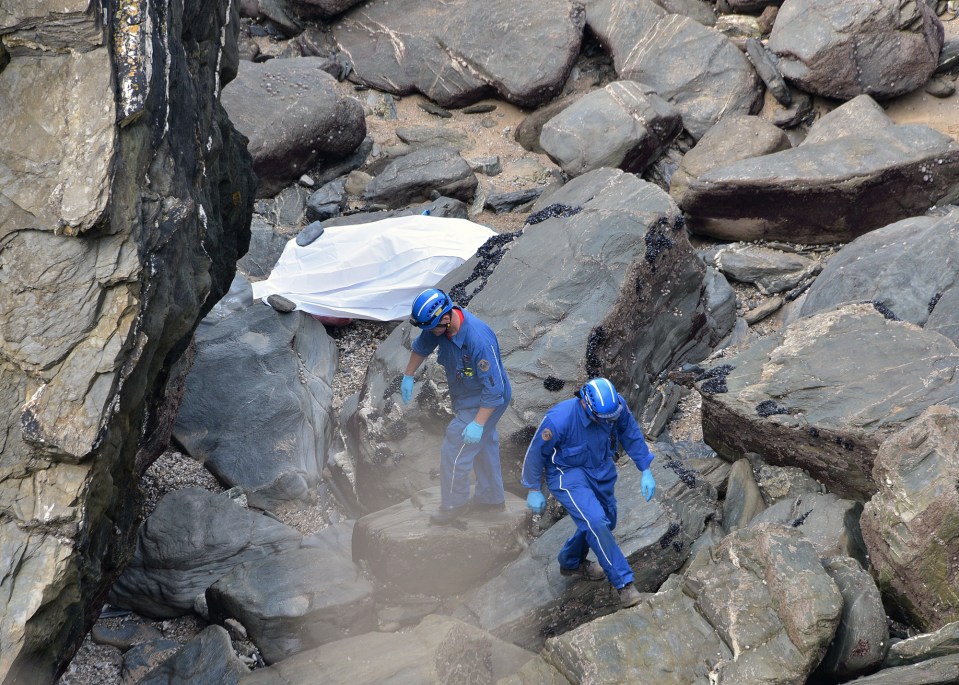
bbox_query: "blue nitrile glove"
[641,469,656,501]
[401,375,414,404]
[462,421,484,444]
[527,490,546,515]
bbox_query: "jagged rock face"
[861,406,959,631]
[699,304,959,502]
[0,0,255,681]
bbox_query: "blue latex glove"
[400,375,414,404]
[641,469,656,501]
[462,421,484,444]
[527,490,546,515]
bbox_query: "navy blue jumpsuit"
[411,308,512,510]
[521,395,654,589]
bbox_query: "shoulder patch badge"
[541,428,553,441]
[478,358,490,372]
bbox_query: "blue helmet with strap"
[580,377,623,423]
[410,288,454,330]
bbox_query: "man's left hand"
[641,469,656,501]
[462,421,484,444]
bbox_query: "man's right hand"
[526,490,546,515]
[401,375,414,404]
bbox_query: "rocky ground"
[57,15,959,684]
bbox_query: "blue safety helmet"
[409,288,454,330]
[580,377,624,424]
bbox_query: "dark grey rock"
[682,124,959,243]
[513,94,579,154]
[109,489,302,618]
[540,81,683,176]
[174,275,337,510]
[121,639,180,684]
[799,210,959,326]
[221,58,367,197]
[769,0,943,100]
[363,146,478,208]
[306,177,347,221]
[485,188,545,213]
[238,215,288,279]
[862,406,959,631]
[669,115,790,205]
[800,94,894,147]
[207,547,376,664]
[814,556,889,681]
[744,38,791,106]
[700,305,959,502]
[136,626,249,685]
[589,2,763,139]
[333,0,585,108]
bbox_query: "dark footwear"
[469,499,506,512]
[559,560,606,581]
[618,582,641,609]
[429,504,468,526]
[267,294,297,313]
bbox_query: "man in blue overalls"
[521,377,656,609]
[401,288,512,525]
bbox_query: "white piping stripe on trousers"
[554,458,614,568]
[448,442,467,505]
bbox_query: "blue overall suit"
[412,308,512,510]
[521,395,654,589]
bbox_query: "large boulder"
[799,210,959,327]
[681,125,959,243]
[699,304,959,501]
[332,0,585,108]
[206,547,376,664]
[342,168,734,511]
[109,489,302,619]
[539,81,683,177]
[861,406,959,631]
[586,0,763,139]
[768,0,944,101]
[0,0,255,680]
[221,58,367,197]
[542,524,842,684]
[174,275,337,512]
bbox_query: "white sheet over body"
[250,215,495,320]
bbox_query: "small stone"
[298,174,315,187]
[924,76,956,98]
[462,103,496,114]
[417,101,452,118]
[267,294,297,313]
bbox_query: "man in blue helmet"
[401,287,512,525]
[521,377,656,609]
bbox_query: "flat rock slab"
[681,124,959,244]
[799,210,959,327]
[332,0,585,108]
[699,304,959,501]
[207,547,376,664]
[352,487,528,597]
[239,614,535,685]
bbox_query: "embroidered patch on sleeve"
[478,358,490,372]
[541,428,553,441]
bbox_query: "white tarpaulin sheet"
[250,215,495,321]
